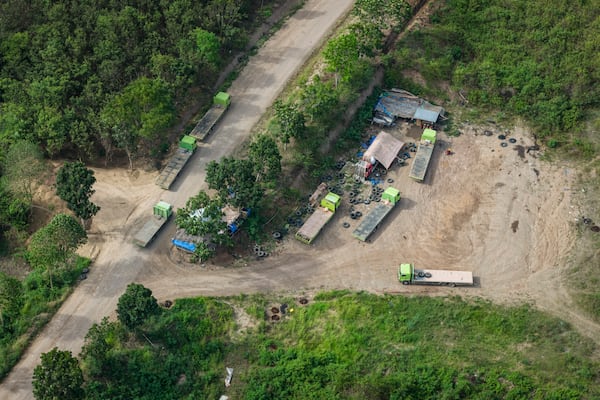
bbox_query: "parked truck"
[295,192,341,244]
[156,135,197,190]
[352,187,400,242]
[189,92,231,141]
[132,201,173,247]
[408,128,437,182]
[398,263,474,287]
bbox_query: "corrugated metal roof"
[363,131,405,170]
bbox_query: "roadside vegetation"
[38,288,599,399]
[387,0,599,149]
[5,0,600,394]
[0,0,285,379]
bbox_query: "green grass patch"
[80,292,600,399]
[0,256,91,378]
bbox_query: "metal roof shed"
[363,131,405,170]
[413,103,444,124]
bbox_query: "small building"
[356,131,405,179]
[373,89,444,128]
[414,103,445,128]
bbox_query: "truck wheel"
[425,272,432,278]
[449,283,456,287]
[417,271,425,278]
[402,281,410,285]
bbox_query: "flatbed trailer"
[352,187,400,242]
[295,208,335,244]
[133,202,173,247]
[155,146,194,190]
[189,92,231,141]
[295,192,341,245]
[398,263,473,287]
[408,128,437,182]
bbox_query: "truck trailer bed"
[413,269,473,286]
[156,147,194,190]
[295,208,334,244]
[133,217,169,247]
[408,142,434,181]
[352,203,394,242]
[190,106,226,141]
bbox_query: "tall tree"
[1,140,45,203]
[32,347,84,400]
[100,77,175,169]
[117,283,160,330]
[323,33,360,86]
[206,158,264,209]
[248,134,281,185]
[193,28,221,69]
[273,101,306,147]
[175,191,232,249]
[27,214,87,289]
[56,161,100,224]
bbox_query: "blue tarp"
[172,239,196,252]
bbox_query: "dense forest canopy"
[0,0,270,160]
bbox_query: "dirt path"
[0,1,355,398]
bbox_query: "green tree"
[117,283,159,330]
[193,241,216,262]
[248,134,281,185]
[353,0,410,29]
[100,77,175,169]
[175,191,232,248]
[1,140,45,203]
[55,161,100,224]
[80,317,125,378]
[323,33,360,85]
[206,158,264,209]
[273,101,306,146]
[0,272,22,329]
[300,75,339,122]
[27,214,87,289]
[32,347,84,400]
[193,28,221,68]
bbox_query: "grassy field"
[80,291,600,399]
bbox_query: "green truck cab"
[398,263,474,287]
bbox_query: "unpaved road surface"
[0,1,355,398]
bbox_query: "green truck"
[408,128,437,182]
[295,192,341,244]
[132,201,173,247]
[156,135,197,190]
[352,187,400,242]
[189,92,231,141]
[398,263,474,287]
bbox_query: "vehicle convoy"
[398,263,474,287]
[408,128,437,182]
[295,192,341,244]
[352,187,400,242]
[189,92,231,141]
[132,201,173,247]
[156,135,197,190]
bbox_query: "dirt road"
[0,1,355,398]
